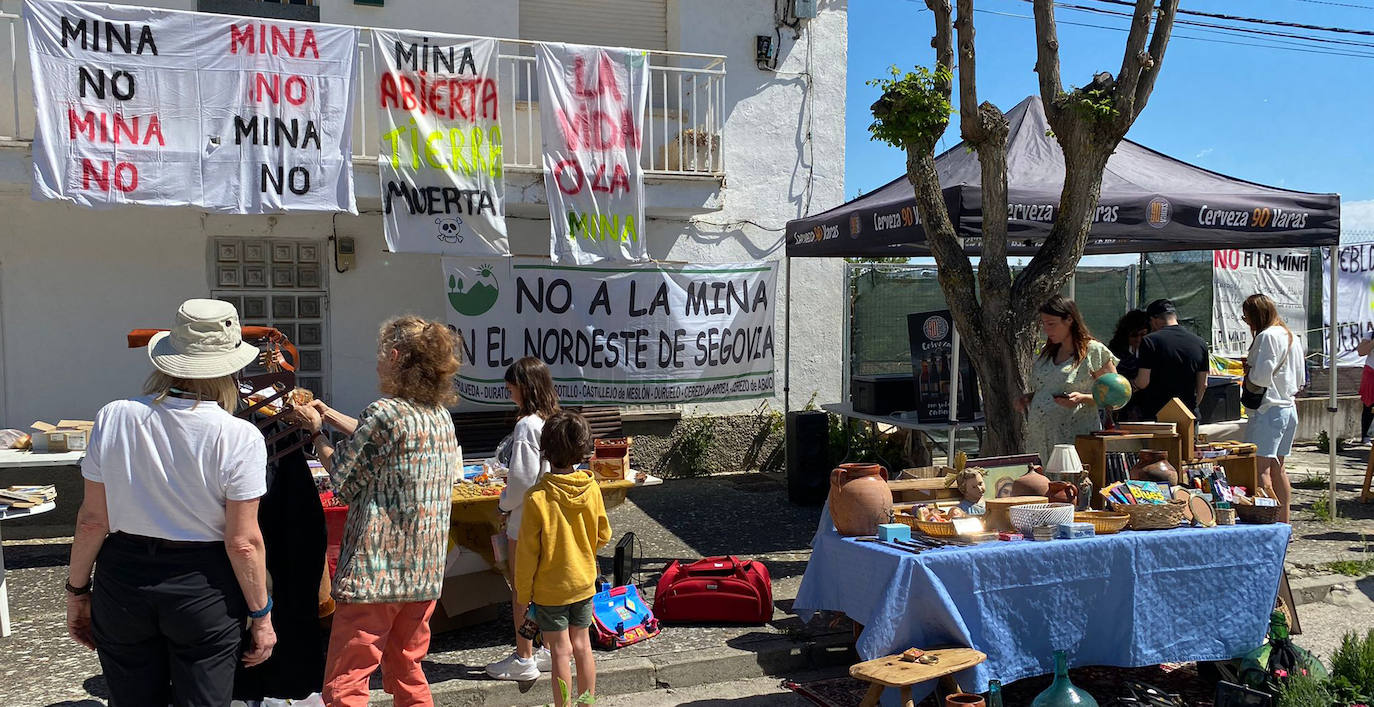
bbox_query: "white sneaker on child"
[485,652,540,681]
[535,646,552,672]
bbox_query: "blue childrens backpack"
[589,582,659,650]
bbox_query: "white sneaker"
[534,646,552,672]
[485,652,540,681]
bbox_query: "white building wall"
[0,0,846,425]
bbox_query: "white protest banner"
[1212,248,1308,358]
[25,0,357,213]
[1322,243,1374,366]
[537,43,649,264]
[443,258,777,404]
[372,31,507,255]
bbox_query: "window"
[519,0,668,51]
[212,237,329,400]
[196,0,320,22]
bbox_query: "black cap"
[1145,299,1176,317]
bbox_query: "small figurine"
[955,468,986,516]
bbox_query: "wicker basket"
[1112,500,1186,530]
[1008,503,1076,536]
[1074,511,1131,535]
[1235,503,1280,524]
[892,512,960,537]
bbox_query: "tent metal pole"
[1328,244,1339,519]
[785,258,792,414]
[841,262,851,407]
[949,240,964,461]
[1068,271,1077,300]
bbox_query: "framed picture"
[966,453,1041,500]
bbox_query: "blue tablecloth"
[794,512,1289,702]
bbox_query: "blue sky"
[844,0,1374,234]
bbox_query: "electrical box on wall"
[794,0,818,19]
[333,236,355,273]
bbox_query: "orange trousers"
[322,600,436,707]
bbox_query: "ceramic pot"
[828,463,892,537]
[1130,449,1178,484]
[1011,467,1051,497]
[946,694,985,707]
[1045,481,1079,506]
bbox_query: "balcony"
[0,12,727,187]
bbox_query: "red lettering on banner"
[1214,249,1240,270]
[554,108,642,152]
[229,24,320,59]
[378,73,498,122]
[572,54,623,101]
[252,73,309,105]
[553,159,583,195]
[67,109,165,146]
[80,159,138,192]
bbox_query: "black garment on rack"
[233,418,328,701]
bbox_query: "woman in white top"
[66,299,276,705]
[1243,293,1306,524]
[486,356,561,681]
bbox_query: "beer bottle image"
[919,359,931,401]
[938,353,950,396]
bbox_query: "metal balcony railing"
[0,13,726,177]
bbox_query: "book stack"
[1104,451,1140,485]
[1102,480,1171,506]
[0,484,57,510]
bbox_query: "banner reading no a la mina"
[442,259,777,404]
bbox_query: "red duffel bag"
[652,556,773,624]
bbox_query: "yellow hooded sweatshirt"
[514,469,612,607]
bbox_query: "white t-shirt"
[497,414,548,540]
[1246,326,1305,411]
[82,395,268,542]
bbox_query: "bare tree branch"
[1112,0,1157,124]
[926,0,953,79]
[905,149,985,355]
[1030,0,1063,122]
[954,0,983,143]
[1133,0,1180,120]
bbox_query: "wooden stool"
[850,647,987,707]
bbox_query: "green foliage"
[555,677,596,705]
[1328,629,1374,703]
[1062,84,1120,124]
[867,65,953,149]
[1276,671,1334,707]
[1294,472,1330,490]
[1323,558,1374,577]
[1313,497,1332,523]
[846,257,911,264]
[1317,430,1331,453]
[665,416,716,478]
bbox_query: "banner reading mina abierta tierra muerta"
[443,259,777,404]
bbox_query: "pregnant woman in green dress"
[1015,295,1119,463]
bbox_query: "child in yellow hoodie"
[514,411,612,706]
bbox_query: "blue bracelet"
[248,596,272,619]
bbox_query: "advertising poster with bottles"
[906,310,981,423]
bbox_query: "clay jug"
[1045,481,1079,506]
[1130,449,1178,485]
[1011,466,1051,497]
[828,463,892,536]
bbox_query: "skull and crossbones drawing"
[435,217,464,244]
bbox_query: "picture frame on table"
[967,453,1041,500]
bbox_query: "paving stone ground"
[2,449,1373,706]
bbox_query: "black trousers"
[92,532,247,707]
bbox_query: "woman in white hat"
[65,299,277,705]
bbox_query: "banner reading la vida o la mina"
[372,31,508,256]
[538,43,649,265]
[1211,248,1308,358]
[442,259,777,405]
[25,0,358,213]
[1323,243,1374,366]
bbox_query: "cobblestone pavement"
[3,456,1374,706]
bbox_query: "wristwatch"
[65,580,92,596]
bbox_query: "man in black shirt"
[1134,299,1210,419]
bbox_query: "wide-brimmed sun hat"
[148,299,260,379]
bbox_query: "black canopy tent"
[782,95,1345,512]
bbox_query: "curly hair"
[377,316,460,408]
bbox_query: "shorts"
[1247,404,1298,458]
[532,597,594,633]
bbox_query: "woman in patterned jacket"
[295,316,462,707]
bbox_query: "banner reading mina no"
[443,259,777,405]
[25,0,358,213]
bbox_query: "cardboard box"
[431,568,510,634]
[28,420,93,453]
[590,456,629,481]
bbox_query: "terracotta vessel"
[1130,449,1178,484]
[1011,466,1051,497]
[828,463,892,536]
[1045,481,1079,506]
[946,695,986,707]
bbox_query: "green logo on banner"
[448,264,500,316]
